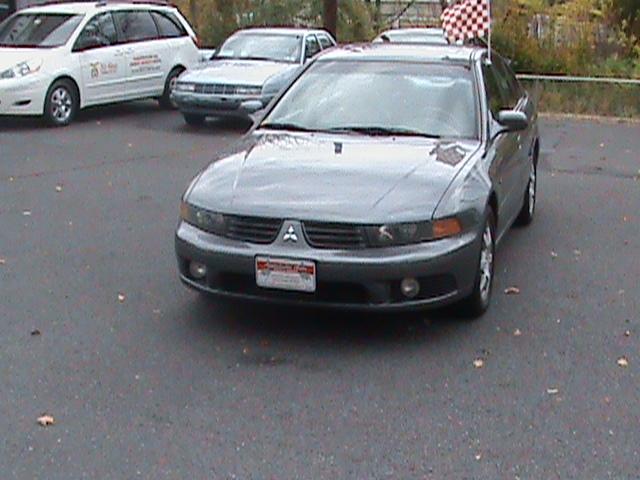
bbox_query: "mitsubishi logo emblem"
[283,225,298,243]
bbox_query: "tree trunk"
[323,0,338,39]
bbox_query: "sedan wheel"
[516,158,537,226]
[460,209,495,318]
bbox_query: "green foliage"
[173,0,374,46]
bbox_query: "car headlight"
[180,201,226,235]
[0,59,43,80]
[174,82,195,92]
[235,85,262,96]
[365,217,462,246]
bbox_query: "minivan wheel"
[459,209,496,319]
[159,67,184,109]
[44,79,78,127]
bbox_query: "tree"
[609,0,640,37]
[324,0,338,38]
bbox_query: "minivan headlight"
[0,59,42,80]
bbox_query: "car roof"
[233,27,330,36]
[20,1,176,15]
[318,43,482,64]
[379,27,445,35]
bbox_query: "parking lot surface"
[1,105,639,478]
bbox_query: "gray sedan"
[175,44,540,317]
[171,27,335,125]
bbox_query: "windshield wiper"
[259,122,317,133]
[326,126,442,139]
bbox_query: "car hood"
[181,59,298,86]
[0,48,45,71]
[187,132,481,223]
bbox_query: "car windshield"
[0,13,83,48]
[215,32,302,63]
[261,60,478,139]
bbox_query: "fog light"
[189,261,207,280]
[400,277,420,298]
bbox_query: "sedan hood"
[187,132,481,223]
[182,59,297,86]
[0,48,44,71]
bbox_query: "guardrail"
[516,74,640,86]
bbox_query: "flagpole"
[487,0,492,64]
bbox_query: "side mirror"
[241,99,264,114]
[496,110,528,132]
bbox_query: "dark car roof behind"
[318,43,481,65]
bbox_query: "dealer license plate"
[255,257,316,293]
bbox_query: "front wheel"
[515,158,537,226]
[459,209,496,319]
[183,113,205,126]
[44,79,78,127]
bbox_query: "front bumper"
[0,75,47,116]
[175,221,481,311]
[171,91,270,118]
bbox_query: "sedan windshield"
[262,60,478,139]
[0,13,83,48]
[215,32,301,63]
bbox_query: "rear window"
[151,11,186,38]
[0,13,83,47]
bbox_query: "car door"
[112,10,165,98]
[73,12,127,105]
[482,57,522,231]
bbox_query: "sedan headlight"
[365,217,462,247]
[174,82,196,92]
[180,201,226,235]
[235,85,262,96]
[0,59,43,80]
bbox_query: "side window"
[151,11,186,38]
[73,12,117,51]
[482,63,508,118]
[304,35,321,60]
[496,57,524,106]
[317,33,333,49]
[113,10,158,43]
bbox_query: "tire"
[183,113,205,126]
[159,67,184,109]
[515,155,537,226]
[43,79,78,127]
[459,209,496,319]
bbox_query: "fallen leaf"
[547,388,559,395]
[473,358,484,369]
[55,184,63,192]
[550,251,558,258]
[513,328,522,336]
[624,330,631,337]
[117,293,125,303]
[599,143,605,148]
[37,414,55,427]
[127,143,133,148]
[22,210,31,216]
[152,309,161,315]
[504,287,520,295]
[623,216,628,222]
[30,329,41,336]
[0,258,5,265]
[242,347,249,355]
[573,249,581,256]
[474,453,482,460]
[9,176,14,182]
[617,356,629,368]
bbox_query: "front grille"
[194,83,240,95]
[303,221,367,249]
[225,215,282,244]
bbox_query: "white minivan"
[0,1,200,125]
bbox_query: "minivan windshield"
[215,32,302,63]
[0,13,83,48]
[261,60,478,139]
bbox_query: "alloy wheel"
[51,87,73,123]
[479,222,494,304]
[528,161,537,216]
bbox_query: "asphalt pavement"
[1,104,639,479]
